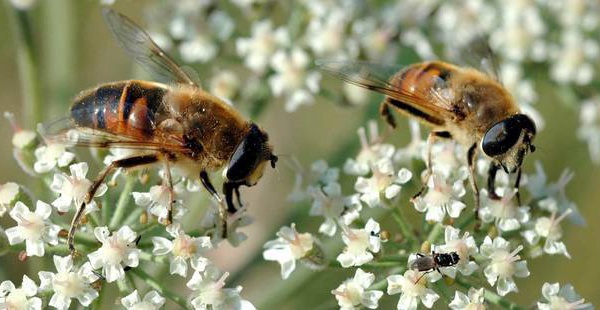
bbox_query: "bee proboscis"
[43,9,277,254]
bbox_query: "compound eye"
[482,118,522,157]
[226,125,265,182]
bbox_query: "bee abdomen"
[71,81,166,136]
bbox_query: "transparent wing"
[40,117,189,152]
[317,60,456,117]
[102,8,199,88]
[448,36,502,82]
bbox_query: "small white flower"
[354,159,412,208]
[50,162,107,213]
[480,236,530,296]
[413,174,466,222]
[0,275,41,310]
[308,182,346,236]
[394,120,427,163]
[0,182,19,217]
[268,48,321,112]
[537,282,592,310]
[522,209,572,258]
[187,265,256,310]
[5,201,60,257]
[387,270,440,310]
[478,188,530,232]
[236,20,289,74]
[449,287,486,310]
[33,144,75,174]
[12,130,37,149]
[344,120,395,176]
[152,223,212,277]
[331,268,383,310]
[121,290,166,310]
[201,205,252,247]
[550,28,599,85]
[288,159,339,203]
[337,218,381,268]
[179,35,218,63]
[578,96,600,164]
[132,184,186,223]
[9,0,36,10]
[209,70,240,102]
[263,224,314,279]
[429,142,469,181]
[305,10,354,57]
[88,226,141,283]
[38,256,99,310]
[436,226,478,277]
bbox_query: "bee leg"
[411,131,452,201]
[162,158,174,225]
[68,154,158,256]
[380,102,397,129]
[487,162,501,200]
[199,171,227,238]
[514,167,522,206]
[467,144,481,227]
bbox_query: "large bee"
[44,9,277,253]
[318,47,536,218]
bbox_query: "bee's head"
[225,123,276,187]
[481,114,536,173]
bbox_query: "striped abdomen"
[386,61,458,126]
[71,80,167,137]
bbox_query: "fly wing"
[447,36,502,83]
[317,60,457,121]
[102,8,200,88]
[40,117,189,153]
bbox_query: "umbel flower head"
[263,224,315,279]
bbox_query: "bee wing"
[40,117,189,152]
[449,36,502,82]
[102,8,199,88]
[317,60,456,117]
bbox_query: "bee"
[318,48,536,218]
[43,9,277,254]
[411,251,460,274]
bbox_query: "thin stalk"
[391,206,415,246]
[6,4,42,126]
[109,176,136,229]
[426,223,444,244]
[131,268,188,308]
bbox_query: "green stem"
[427,223,444,244]
[131,268,188,308]
[109,177,136,229]
[391,206,415,246]
[139,251,169,265]
[455,277,525,310]
[6,4,42,126]
[123,207,145,227]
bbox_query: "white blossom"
[331,268,383,309]
[387,270,440,310]
[522,209,572,258]
[288,159,339,203]
[337,218,381,267]
[209,70,240,102]
[121,290,166,310]
[132,184,187,223]
[354,159,412,208]
[236,20,289,74]
[550,28,599,85]
[436,225,478,277]
[305,10,355,58]
[344,121,395,176]
[0,182,19,217]
[5,201,59,257]
[87,226,141,283]
[152,223,212,277]
[38,256,99,310]
[0,275,41,310]
[537,282,593,310]
[413,174,466,222]
[263,224,314,279]
[50,162,106,213]
[33,144,75,174]
[308,182,345,236]
[179,35,218,63]
[449,287,486,310]
[268,48,321,112]
[480,236,530,296]
[201,205,253,247]
[187,265,256,310]
[478,188,530,232]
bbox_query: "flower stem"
[391,206,415,246]
[455,276,525,310]
[109,176,136,229]
[6,5,42,126]
[131,268,188,308]
[427,223,444,244]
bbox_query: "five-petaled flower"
[152,223,212,277]
[387,269,440,310]
[0,275,41,310]
[5,201,60,257]
[38,256,99,310]
[88,226,141,283]
[50,162,107,213]
[263,224,315,279]
[121,290,166,310]
[331,268,383,309]
[480,236,530,296]
[337,218,381,268]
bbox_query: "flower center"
[172,235,198,259]
[53,272,85,299]
[6,288,28,310]
[16,212,45,240]
[99,237,126,265]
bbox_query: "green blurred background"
[0,1,599,309]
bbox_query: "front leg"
[467,144,480,224]
[199,171,228,238]
[487,162,501,200]
[411,131,452,201]
[161,158,174,225]
[514,167,522,206]
[380,101,397,129]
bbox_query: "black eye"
[482,117,522,157]
[226,124,266,182]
